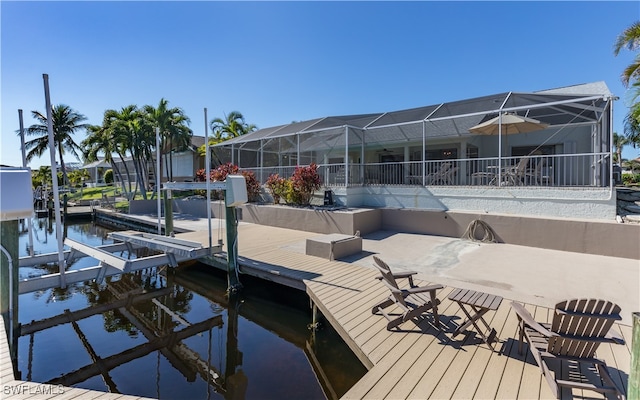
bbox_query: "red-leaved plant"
[195,163,261,202]
[290,163,321,205]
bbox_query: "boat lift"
[16,175,248,295]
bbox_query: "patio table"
[449,288,503,351]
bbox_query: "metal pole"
[42,74,66,288]
[156,127,161,235]
[498,113,503,185]
[344,126,349,186]
[164,189,173,236]
[205,108,212,252]
[225,205,241,292]
[1,227,18,365]
[422,121,426,185]
[19,109,34,256]
[631,312,640,399]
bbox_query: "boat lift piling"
[163,175,247,292]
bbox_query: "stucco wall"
[239,204,381,235]
[343,186,616,221]
[130,199,225,218]
[380,208,640,260]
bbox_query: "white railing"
[240,153,611,188]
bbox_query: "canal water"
[16,219,367,399]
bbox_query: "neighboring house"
[109,135,206,188]
[170,135,205,182]
[80,159,111,187]
[213,82,618,220]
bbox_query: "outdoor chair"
[530,159,553,186]
[502,156,533,186]
[511,299,626,400]
[371,256,443,330]
[425,162,458,185]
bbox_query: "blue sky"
[2,1,639,168]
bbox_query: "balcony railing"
[240,153,611,189]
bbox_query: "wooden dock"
[181,224,632,400]
[4,219,632,399]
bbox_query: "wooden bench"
[305,233,362,260]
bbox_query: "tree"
[23,104,88,186]
[84,115,130,197]
[615,21,640,152]
[201,111,257,170]
[83,106,152,200]
[613,132,629,164]
[210,111,256,141]
[68,169,90,187]
[624,102,640,149]
[32,166,52,188]
[613,21,640,88]
[144,98,192,182]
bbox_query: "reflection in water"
[17,221,366,399]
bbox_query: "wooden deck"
[182,225,633,400]
[4,220,630,399]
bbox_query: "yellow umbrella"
[469,113,549,135]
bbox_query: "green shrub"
[622,173,640,185]
[104,169,114,184]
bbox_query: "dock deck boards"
[5,220,630,399]
[180,225,632,400]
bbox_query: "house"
[108,135,206,188]
[80,158,111,187]
[169,135,206,182]
[213,82,617,220]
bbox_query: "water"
[16,219,367,399]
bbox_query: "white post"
[360,130,365,185]
[422,121,426,185]
[156,127,161,235]
[344,126,349,186]
[498,113,503,185]
[404,145,410,184]
[204,108,212,252]
[18,109,34,256]
[42,74,66,288]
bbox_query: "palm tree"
[31,166,52,188]
[614,21,640,88]
[613,132,630,164]
[206,111,257,170]
[23,104,88,186]
[210,111,257,141]
[83,120,127,191]
[615,21,640,155]
[624,102,640,148]
[143,98,192,182]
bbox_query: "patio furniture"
[471,170,498,185]
[448,288,503,350]
[511,299,626,400]
[501,156,533,186]
[425,162,457,185]
[530,159,553,186]
[370,256,443,330]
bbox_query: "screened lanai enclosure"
[212,82,617,220]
